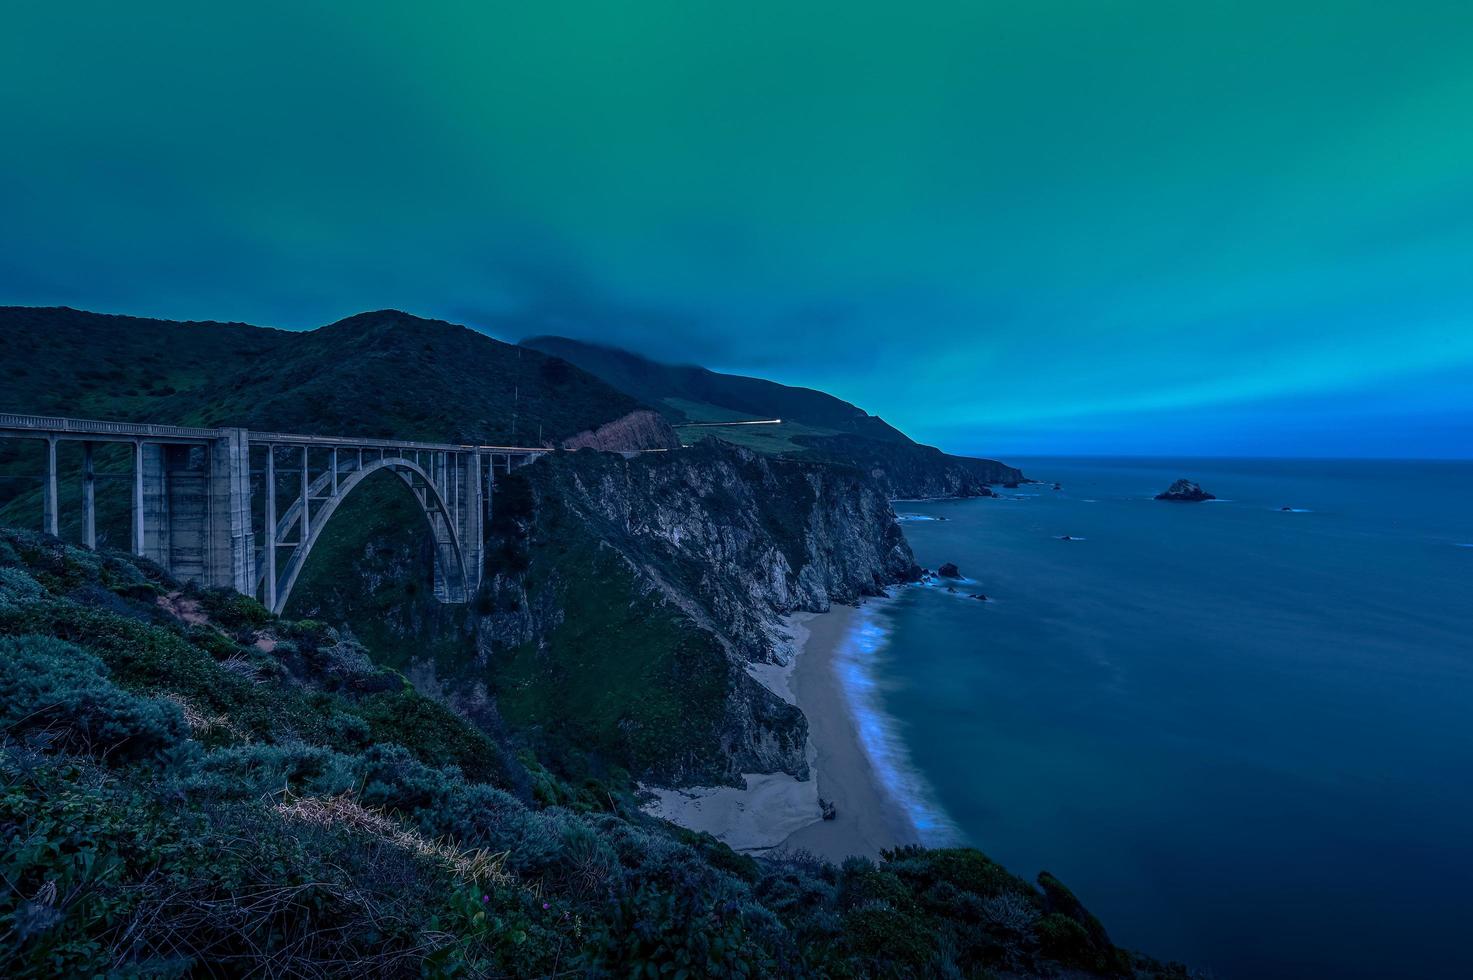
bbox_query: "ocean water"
[858,457,1473,978]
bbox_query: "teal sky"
[4,2,1472,457]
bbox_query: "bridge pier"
[132,441,145,555]
[135,429,255,592]
[209,428,256,596]
[42,436,59,536]
[82,442,96,549]
[263,445,278,611]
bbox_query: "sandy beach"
[780,602,920,860]
[644,603,919,860]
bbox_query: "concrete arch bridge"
[0,413,548,614]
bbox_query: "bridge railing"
[0,413,220,442]
[248,430,553,456]
[0,414,555,457]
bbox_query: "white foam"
[835,603,961,846]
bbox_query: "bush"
[0,635,185,763]
[175,743,357,800]
[0,566,45,608]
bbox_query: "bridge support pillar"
[263,445,278,611]
[130,430,254,594]
[461,452,484,595]
[206,428,256,595]
[139,442,170,565]
[429,464,463,603]
[43,436,59,537]
[132,441,145,556]
[300,446,310,543]
[82,442,96,549]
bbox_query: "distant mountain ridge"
[522,334,1024,496]
[522,334,911,442]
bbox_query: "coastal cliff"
[291,440,919,787]
[795,433,1024,498]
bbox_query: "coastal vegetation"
[0,529,1191,977]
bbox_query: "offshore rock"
[1155,478,1216,502]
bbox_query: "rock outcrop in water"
[937,561,962,578]
[1155,478,1216,502]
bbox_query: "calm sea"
[859,457,1473,978]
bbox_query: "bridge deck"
[0,413,552,455]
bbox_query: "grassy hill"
[522,335,1024,494]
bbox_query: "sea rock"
[937,562,962,578]
[1155,478,1216,502]
[969,593,988,601]
[820,798,837,821]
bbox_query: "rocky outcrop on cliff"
[552,441,917,656]
[560,409,683,452]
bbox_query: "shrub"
[0,635,185,763]
[0,566,45,608]
[176,743,356,800]
[841,899,936,968]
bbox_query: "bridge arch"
[271,455,469,616]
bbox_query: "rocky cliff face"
[560,409,683,452]
[531,441,916,658]
[473,442,918,785]
[290,441,918,787]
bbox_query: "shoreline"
[781,599,921,860]
[642,602,919,860]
